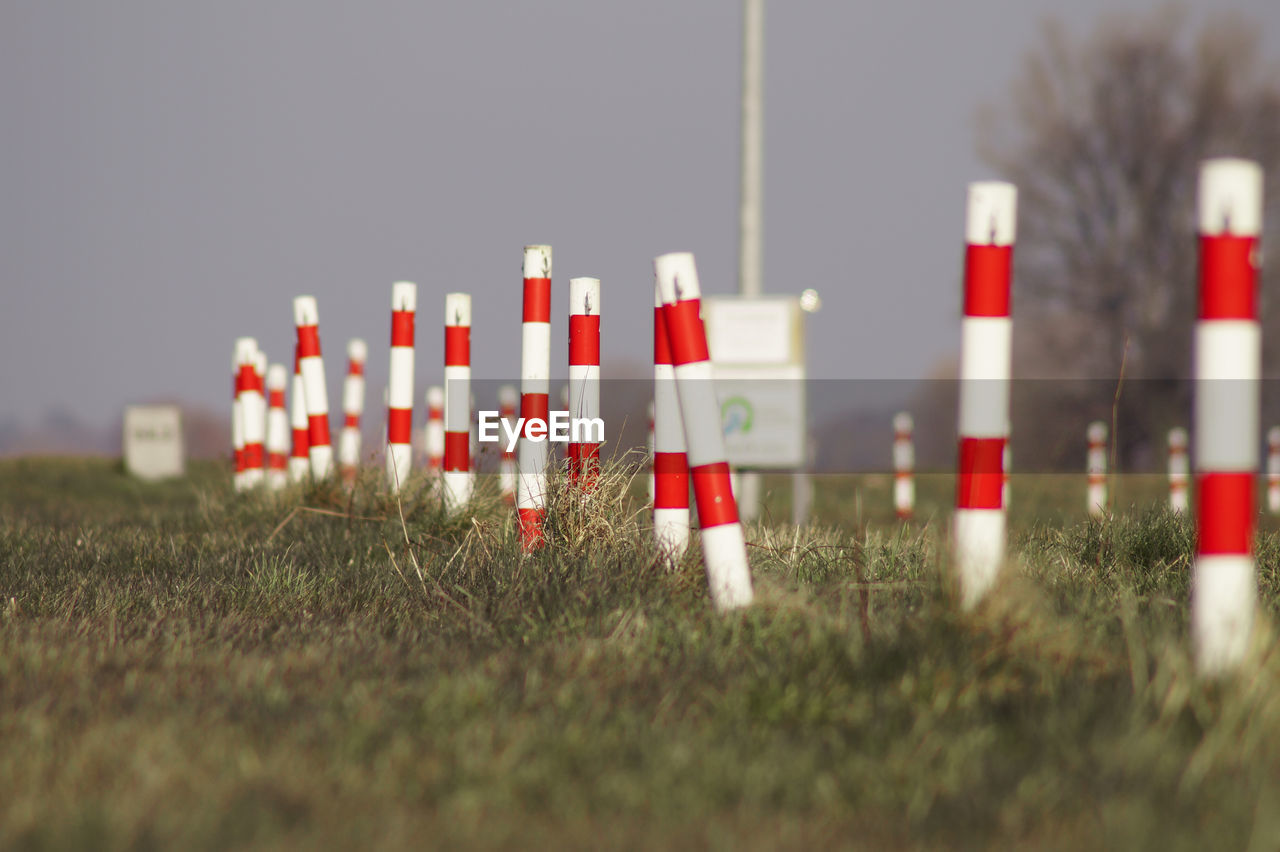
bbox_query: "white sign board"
[123,405,185,481]
[703,297,806,469]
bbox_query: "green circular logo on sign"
[721,396,754,436]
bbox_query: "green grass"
[3,457,1280,849]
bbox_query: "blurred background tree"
[977,7,1280,472]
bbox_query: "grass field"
[3,457,1280,849]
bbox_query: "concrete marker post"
[265,364,290,490]
[294,296,333,480]
[338,339,367,485]
[893,412,914,520]
[1087,421,1108,518]
[443,293,473,512]
[1268,427,1280,515]
[653,280,690,561]
[655,251,753,610]
[387,282,417,493]
[1191,157,1263,676]
[499,385,518,504]
[953,181,1016,610]
[568,277,602,487]
[518,245,553,549]
[1168,427,1189,513]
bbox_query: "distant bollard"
[231,342,247,491]
[443,292,474,512]
[655,251,753,610]
[293,296,333,480]
[1168,427,1189,513]
[518,245,553,550]
[265,364,290,491]
[498,385,519,504]
[236,338,265,490]
[1191,157,1263,677]
[953,181,1016,610]
[425,387,445,476]
[1268,427,1280,514]
[568,277,602,487]
[1086,421,1108,518]
[288,344,311,484]
[338,339,367,486]
[387,282,417,494]
[251,349,268,487]
[652,279,690,562]
[892,412,914,520]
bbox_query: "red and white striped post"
[498,384,518,504]
[518,245,552,549]
[893,412,914,520]
[1086,421,1108,518]
[568,277,602,487]
[293,296,333,480]
[954,181,1016,610]
[252,349,269,486]
[387,282,417,493]
[655,251,753,610]
[443,292,473,511]
[1168,427,1189,513]
[238,339,266,490]
[1192,157,1263,675]
[1268,427,1280,515]
[231,341,247,491]
[653,280,690,560]
[289,344,311,484]
[265,364,289,491]
[338,339,367,485]
[424,387,444,476]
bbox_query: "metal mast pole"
[739,0,764,298]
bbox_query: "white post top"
[654,252,701,305]
[234,337,258,367]
[1169,427,1189,448]
[1269,426,1280,447]
[392,281,417,312]
[445,293,472,326]
[523,245,552,278]
[427,386,444,408]
[267,364,287,390]
[293,296,319,326]
[498,384,518,406]
[1088,421,1108,442]
[893,411,913,433]
[347,338,367,362]
[569,277,600,315]
[1199,158,1263,237]
[966,181,1018,246]
[253,350,267,376]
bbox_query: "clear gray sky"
[4,1,1278,426]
